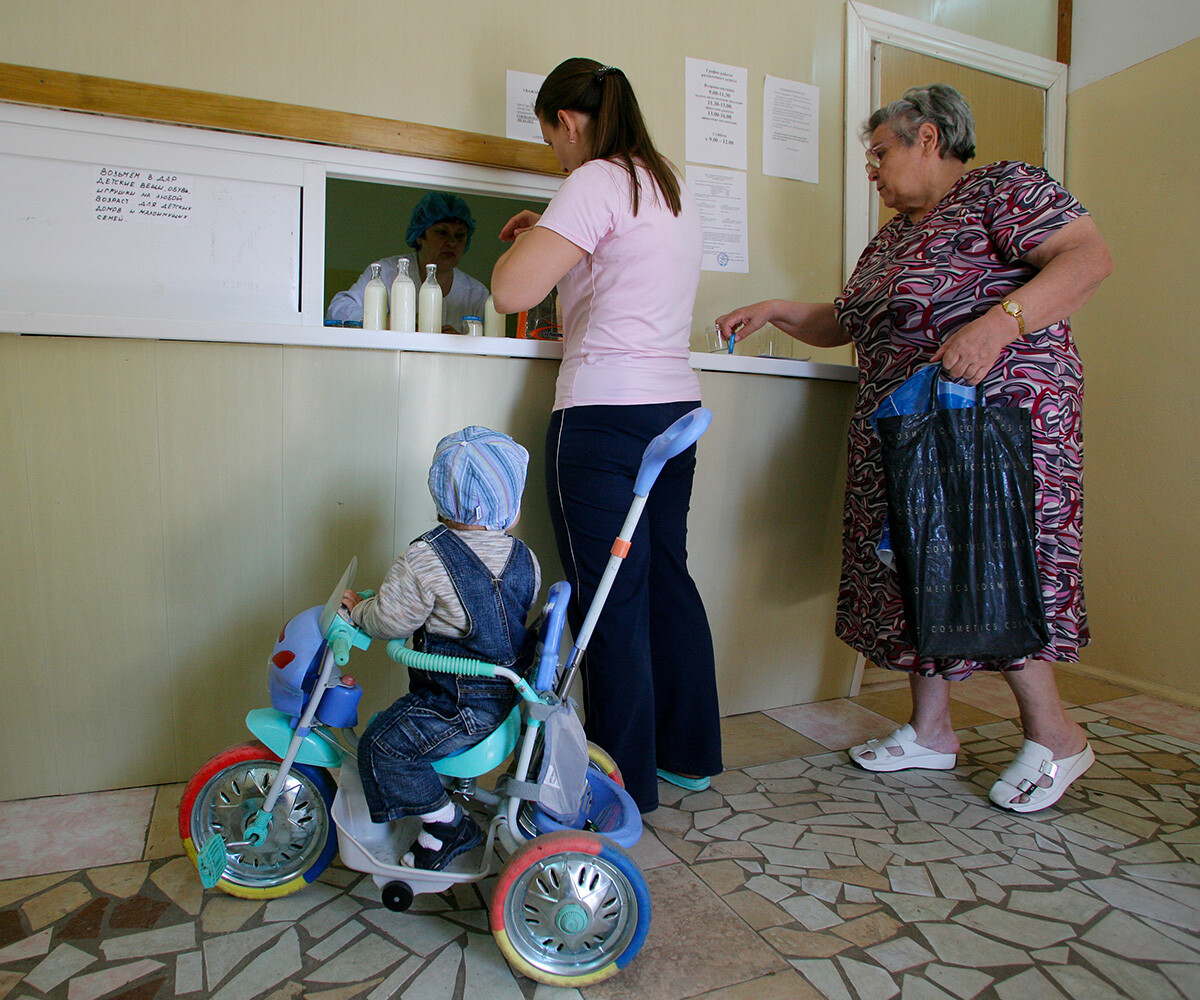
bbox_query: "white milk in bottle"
[418,263,443,333]
[389,257,416,332]
[362,263,387,330]
[483,294,505,337]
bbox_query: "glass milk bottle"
[362,263,387,330]
[483,294,505,337]
[388,257,416,332]
[417,263,443,333]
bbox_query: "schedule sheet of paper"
[506,70,546,143]
[685,58,748,170]
[687,165,748,273]
[762,76,819,183]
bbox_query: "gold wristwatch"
[1000,299,1025,338]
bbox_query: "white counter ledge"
[7,312,858,383]
[690,351,857,382]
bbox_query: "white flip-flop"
[989,740,1094,813]
[848,724,957,772]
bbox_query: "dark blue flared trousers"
[546,402,723,812]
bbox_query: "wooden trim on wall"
[1057,0,1073,65]
[0,61,561,176]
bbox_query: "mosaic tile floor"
[2,674,1199,1000]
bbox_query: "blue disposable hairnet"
[406,191,477,250]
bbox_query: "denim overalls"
[358,526,536,821]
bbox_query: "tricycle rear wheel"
[586,741,624,787]
[490,830,650,986]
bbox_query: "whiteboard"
[0,108,301,324]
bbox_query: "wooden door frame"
[843,2,1068,281]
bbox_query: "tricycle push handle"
[633,407,712,496]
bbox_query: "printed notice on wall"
[93,166,194,223]
[506,70,547,143]
[762,76,819,183]
[685,58,748,170]
[686,165,748,273]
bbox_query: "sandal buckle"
[1040,759,1059,780]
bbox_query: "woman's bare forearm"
[716,299,848,348]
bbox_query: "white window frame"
[0,102,563,357]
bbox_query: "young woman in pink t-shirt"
[492,57,722,813]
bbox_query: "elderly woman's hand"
[715,301,775,345]
[931,311,1016,386]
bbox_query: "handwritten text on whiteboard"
[94,166,195,224]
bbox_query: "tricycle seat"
[433,703,523,778]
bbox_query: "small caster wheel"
[382,880,414,912]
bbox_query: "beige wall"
[1064,36,1200,704]
[0,333,855,799]
[0,0,1066,799]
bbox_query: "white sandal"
[989,740,1094,813]
[848,724,957,772]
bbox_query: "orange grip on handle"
[611,538,631,559]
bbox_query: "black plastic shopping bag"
[876,379,1049,661]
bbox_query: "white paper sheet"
[762,76,819,183]
[685,58,748,170]
[686,165,748,273]
[506,70,546,143]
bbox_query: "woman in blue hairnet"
[326,191,489,333]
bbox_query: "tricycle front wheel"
[180,740,338,898]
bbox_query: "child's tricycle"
[178,406,712,987]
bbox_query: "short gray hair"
[861,83,976,163]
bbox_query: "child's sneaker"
[405,806,483,871]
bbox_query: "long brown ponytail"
[534,57,682,217]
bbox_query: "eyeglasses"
[865,134,902,169]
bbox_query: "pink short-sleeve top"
[535,158,703,410]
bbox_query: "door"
[843,3,1067,281]
[874,46,1046,226]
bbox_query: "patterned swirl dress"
[834,161,1089,679]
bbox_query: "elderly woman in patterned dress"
[716,84,1112,814]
